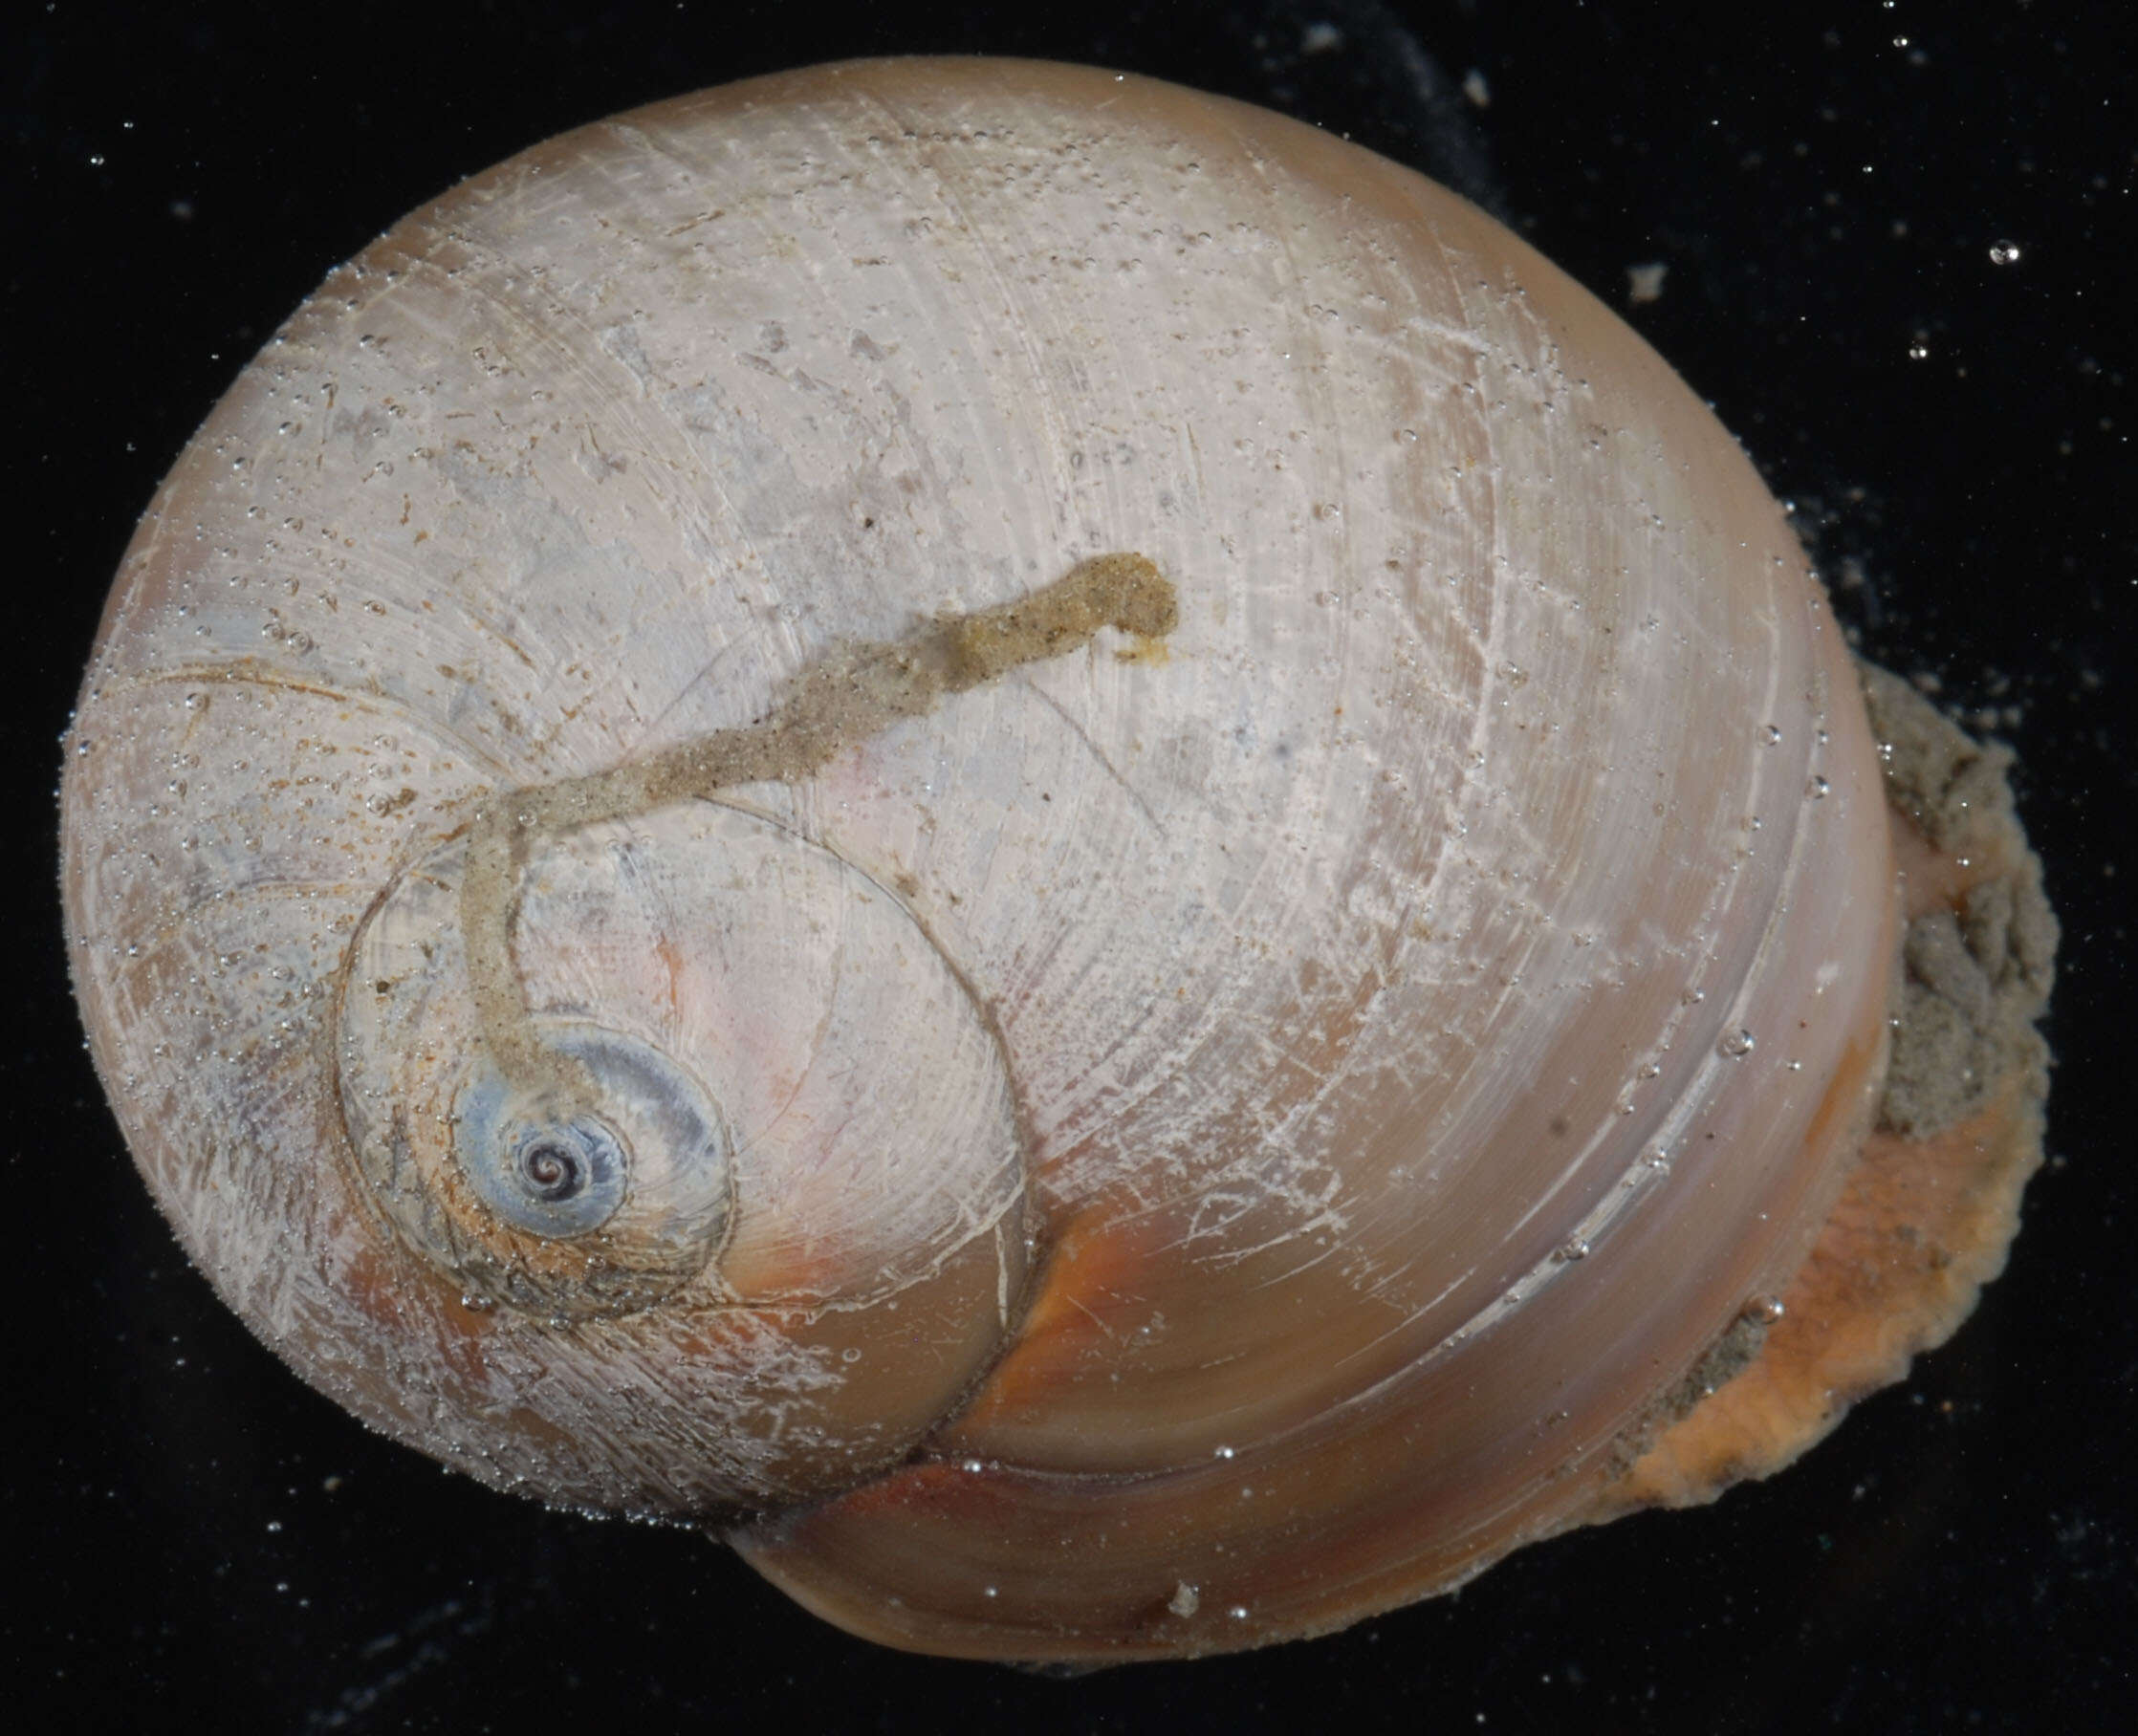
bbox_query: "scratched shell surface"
[62,60,1895,1653]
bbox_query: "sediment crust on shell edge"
[1586,657,2057,1518]
[1862,662,2058,1140]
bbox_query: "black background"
[7,2,2132,1730]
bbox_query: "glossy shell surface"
[64,59,1902,1657]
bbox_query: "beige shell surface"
[63,59,1897,1654]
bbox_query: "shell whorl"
[338,554,1173,1321]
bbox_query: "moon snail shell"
[60,59,2056,1661]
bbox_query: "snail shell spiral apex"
[61,55,2055,1661]
[338,800,1030,1331]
